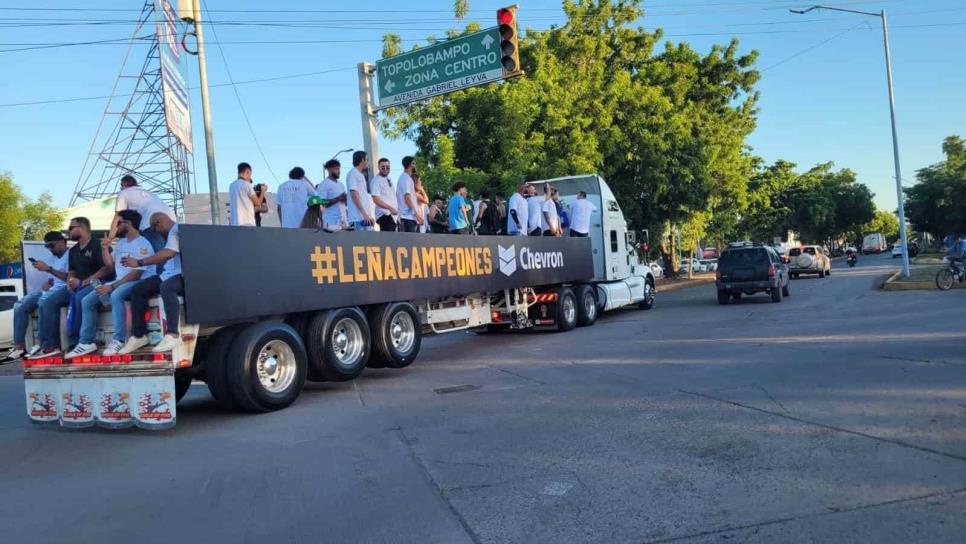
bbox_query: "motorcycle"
[847,253,857,268]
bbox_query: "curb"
[655,277,715,292]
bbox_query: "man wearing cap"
[5,232,69,360]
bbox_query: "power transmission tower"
[71,0,193,216]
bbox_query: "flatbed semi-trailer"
[19,174,656,429]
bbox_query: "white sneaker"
[66,343,97,359]
[5,348,25,360]
[26,345,42,358]
[29,348,61,360]
[152,334,182,353]
[118,336,150,355]
[102,340,125,357]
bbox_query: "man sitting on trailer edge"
[118,212,184,354]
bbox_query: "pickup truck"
[17,174,657,430]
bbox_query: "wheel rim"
[644,282,654,303]
[331,317,364,367]
[583,293,596,320]
[389,310,416,354]
[562,295,576,324]
[256,340,297,393]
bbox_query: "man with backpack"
[475,188,503,235]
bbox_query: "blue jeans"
[350,221,375,232]
[13,290,44,346]
[79,281,139,344]
[66,284,95,346]
[37,286,69,349]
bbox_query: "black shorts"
[529,228,542,236]
[570,231,588,237]
[376,215,397,232]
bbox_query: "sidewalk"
[655,272,716,292]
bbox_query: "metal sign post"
[375,27,506,109]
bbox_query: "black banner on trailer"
[179,225,594,325]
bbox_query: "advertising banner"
[154,0,193,152]
[179,226,594,325]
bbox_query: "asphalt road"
[2,252,965,543]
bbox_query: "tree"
[854,210,899,244]
[904,135,966,241]
[0,172,65,262]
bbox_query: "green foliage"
[904,135,966,240]
[855,210,900,244]
[0,172,65,262]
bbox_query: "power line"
[761,20,869,72]
[201,0,278,183]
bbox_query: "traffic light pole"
[357,62,380,180]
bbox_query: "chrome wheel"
[331,317,364,367]
[256,340,297,393]
[389,311,416,354]
[583,293,596,321]
[562,295,576,324]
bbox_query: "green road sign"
[376,27,504,109]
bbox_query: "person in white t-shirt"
[316,159,348,231]
[369,158,398,232]
[541,187,562,236]
[119,212,186,354]
[526,185,544,236]
[506,183,530,236]
[395,156,424,232]
[276,166,316,228]
[108,174,176,252]
[569,191,597,237]
[229,162,267,226]
[346,151,376,231]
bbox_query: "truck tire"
[369,302,421,369]
[225,321,308,413]
[555,287,577,332]
[203,324,246,410]
[306,307,370,381]
[175,370,192,403]
[717,290,730,305]
[575,285,598,327]
[638,278,655,310]
[771,285,783,303]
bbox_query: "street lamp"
[330,148,354,161]
[790,5,911,278]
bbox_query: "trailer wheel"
[203,324,246,410]
[306,307,370,381]
[575,285,598,327]
[174,370,192,403]
[555,287,577,332]
[369,302,421,369]
[639,278,655,310]
[226,321,308,413]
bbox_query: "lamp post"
[330,148,354,161]
[790,5,910,277]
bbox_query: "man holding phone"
[6,232,69,360]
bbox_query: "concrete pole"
[192,2,220,224]
[880,11,911,277]
[357,62,380,181]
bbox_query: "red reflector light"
[152,353,166,361]
[144,311,152,323]
[491,311,502,323]
[52,357,63,364]
[497,8,514,25]
[110,355,122,363]
[121,355,133,362]
[768,264,776,277]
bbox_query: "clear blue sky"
[1,0,963,213]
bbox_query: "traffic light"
[497,5,520,76]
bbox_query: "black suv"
[715,243,790,304]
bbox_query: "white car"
[891,244,903,258]
[0,279,22,353]
[679,258,707,273]
[699,259,718,272]
[648,262,664,277]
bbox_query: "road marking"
[434,384,480,395]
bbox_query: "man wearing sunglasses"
[5,232,69,360]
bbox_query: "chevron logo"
[498,244,517,276]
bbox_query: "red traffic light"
[497,8,514,25]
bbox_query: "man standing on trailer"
[346,151,377,231]
[118,213,184,354]
[276,166,316,229]
[506,182,530,236]
[316,159,348,231]
[448,181,472,234]
[107,174,175,252]
[527,184,544,236]
[569,191,596,238]
[229,162,267,227]
[370,158,398,232]
[542,187,562,236]
[396,156,423,232]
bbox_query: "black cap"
[43,231,66,243]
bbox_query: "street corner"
[882,267,965,291]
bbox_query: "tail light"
[715,270,721,280]
[768,264,776,277]
[491,311,502,323]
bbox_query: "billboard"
[154,0,193,152]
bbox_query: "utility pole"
[357,62,380,181]
[790,5,910,277]
[183,0,220,225]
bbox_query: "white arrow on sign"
[384,80,395,93]
[481,34,495,50]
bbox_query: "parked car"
[787,245,831,278]
[649,261,664,277]
[0,279,22,356]
[715,242,789,304]
[892,241,921,258]
[699,259,718,272]
[679,258,706,273]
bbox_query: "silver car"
[787,246,831,278]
